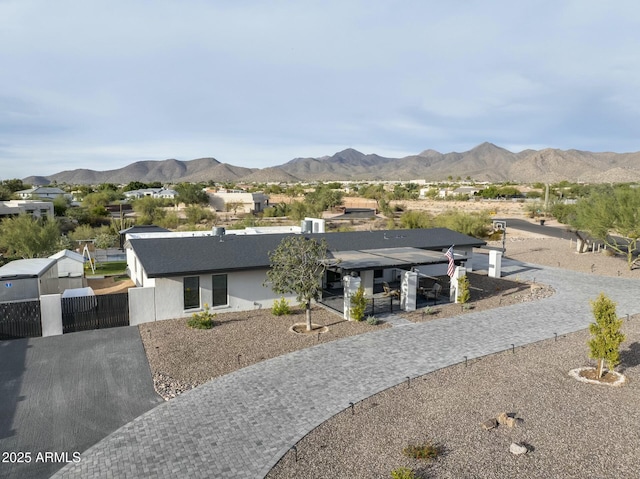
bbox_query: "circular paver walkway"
[53,255,640,478]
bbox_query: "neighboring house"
[49,249,86,291]
[125,228,485,322]
[15,186,67,200]
[0,258,59,302]
[123,188,178,200]
[206,190,269,214]
[0,200,54,219]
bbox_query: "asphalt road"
[0,326,163,479]
[495,217,576,239]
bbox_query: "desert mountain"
[21,143,640,185]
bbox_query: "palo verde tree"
[571,185,640,270]
[0,214,61,258]
[264,236,331,331]
[588,293,625,379]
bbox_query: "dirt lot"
[86,276,134,295]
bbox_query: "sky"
[2,0,640,180]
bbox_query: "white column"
[451,266,467,303]
[401,270,418,312]
[40,293,63,336]
[488,250,502,278]
[343,274,361,321]
[360,270,374,297]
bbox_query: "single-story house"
[123,188,178,200]
[0,258,59,302]
[49,249,86,291]
[206,190,270,214]
[0,200,55,219]
[125,228,485,322]
[15,186,68,200]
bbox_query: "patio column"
[343,274,361,321]
[360,270,374,297]
[401,270,418,312]
[451,266,467,303]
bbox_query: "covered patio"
[321,246,469,316]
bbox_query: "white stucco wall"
[152,269,295,321]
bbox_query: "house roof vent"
[212,226,226,236]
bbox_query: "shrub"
[366,315,379,325]
[457,275,470,304]
[271,297,292,316]
[402,442,443,460]
[390,467,416,479]
[588,292,625,378]
[187,304,216,329]
[350,286,367,321]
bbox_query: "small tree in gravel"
[350,285,367,321]
[588,292,625,378]
[265,236,332,331]
[457,274,470,304]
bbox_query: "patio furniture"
[423,282,442,303]
[382,282,400,299]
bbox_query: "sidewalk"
[53,256,640,478]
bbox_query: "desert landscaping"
[134,221,640,478]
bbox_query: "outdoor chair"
[423,282,442,303]
[382,282,400,299]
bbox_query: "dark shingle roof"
[129,228,486,278]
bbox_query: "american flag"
[445,245,455,277]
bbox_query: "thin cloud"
[2,0,640,179]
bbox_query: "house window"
[183,276,200,310]
[374,269,383,278]
[212,274,228,307]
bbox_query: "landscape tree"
[123,181,151,191]
[175,183,209,205]
[0,214,60,258]
[132,196,167,225]
[570,185,640,269]
[0,184,12,201]
[264,236,331,331]
[433,210,491,238]
[588,293,625,379]
[399,210,432,229]
[304,184,343,212]
[185,204,215,225]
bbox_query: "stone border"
[288,323,329,334]
[568,367,626,387]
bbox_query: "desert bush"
[350,286,367,321]
[187,304,216,329]
[390,467,416,479]
[457,275,470,304]
[366,315,379,325]
[271,297,291,316]
[402,442,443,460]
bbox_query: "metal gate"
[0,300,42,339]
[61,293,129,334]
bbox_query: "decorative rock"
[509,443,528,455]
[505,416,518,428]
[480,418,498,430]
[496,412,509,425]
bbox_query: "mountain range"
[24,142,640,185]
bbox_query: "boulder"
[480,418,498,430]
[496,412,509,425]
[509,443,528,455]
